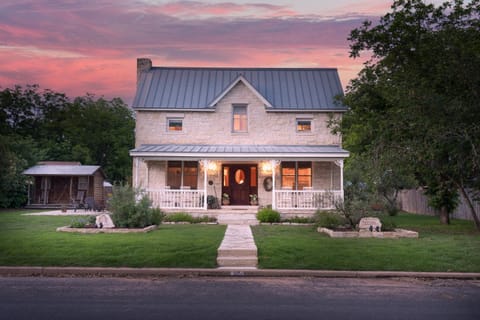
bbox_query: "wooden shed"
[23,161,106,210]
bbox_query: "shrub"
[164,213,217,223]
[256,208,281,223]
[109,185,164,228]
[282,216,315,224]
[379,217,397,231]
[315,210,346,229]
[71,218,87,228]
[164,212,194,223]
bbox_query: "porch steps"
[217,213,259,225]
[217,225,258,268]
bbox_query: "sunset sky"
[0,0,444,104]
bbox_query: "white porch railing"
[275,190,343,210]
[146,189,205,209]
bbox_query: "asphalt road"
[0,276,479,320]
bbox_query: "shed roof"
[130,144,349,160]
[133,67,346,111]
[23,164,103,176]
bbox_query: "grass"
[252,213,480,272]
[0,210,226,268]
[1,210,479,272]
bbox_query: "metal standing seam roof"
[130,144,349,159]
[133,67,346,111]
[23,165,102,176]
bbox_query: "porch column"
[271,160,279,210]
[202,160,208,210]
[335,160,344,201]
[134,157,139,188]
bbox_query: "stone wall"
[135,81,342,147]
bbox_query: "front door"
[229,165,250,205]
[222,164,258,205]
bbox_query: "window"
[232,105,247,132]
[167,118,183,132]
[281,162,312,189]
[167,161,198,189]
[296,119,311,132]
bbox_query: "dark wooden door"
[229,165,250,205]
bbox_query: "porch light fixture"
[207,161,218,173]
[261,161,273,174]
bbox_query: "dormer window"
[232,105,248,132]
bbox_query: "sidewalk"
[1,266,479,279]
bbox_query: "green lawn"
[0,210,226,268]
[1,210,479,272]
[252,213,480,272]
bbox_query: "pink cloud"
[0,0,373,103]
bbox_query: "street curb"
[1,266,480,280]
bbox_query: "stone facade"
[133,79,344,209]
[135,82,342,147]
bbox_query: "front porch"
[131,144,349,213]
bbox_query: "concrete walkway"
[217,225,258,268]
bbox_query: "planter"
[222,199,230,205]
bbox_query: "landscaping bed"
[56,225,158,234]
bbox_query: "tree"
[0,85,135,208]
[335,0,480,228]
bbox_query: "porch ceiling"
[130,144,349,161]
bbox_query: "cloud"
[0,0,373,103]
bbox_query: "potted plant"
[249,194,258,205]
[222,193,230,205]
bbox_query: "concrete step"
[217,256,258,268]
[217,248,258,257]
[217,214,258,225]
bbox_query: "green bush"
[315,210,346,229]
[109,185,164,228]
[71,218,87,228]
[164,212,194,223]
[379,218,397,231]
[164,213,217,224]
[282,216,315,224]
[256,208,281,223]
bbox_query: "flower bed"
[318,227,418,238]
[56,225,157,234]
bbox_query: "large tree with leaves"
[335,0,480,228]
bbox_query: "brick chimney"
[137,58,152,84]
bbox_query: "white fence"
[146,189,205,209]
[275,190,343,210]
[399,189,479,221]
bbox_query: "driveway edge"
[1,266,480,279]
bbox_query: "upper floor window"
[296,119,311,132]
[232,105,247,132]
[167,118,183,132]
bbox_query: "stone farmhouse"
[130,58,349,214]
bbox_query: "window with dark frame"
[168,118,183,132]
[296,119,311,132]
[232,105,247,132]
[167,161,198,189]
[281,161,312,189]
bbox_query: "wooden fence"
[399,189,480,221]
